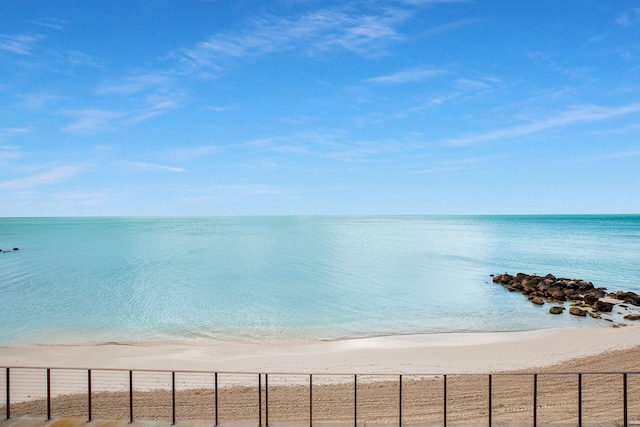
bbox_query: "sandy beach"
[2,324,640,373]
[2,325,640,425]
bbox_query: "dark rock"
[492,272,640,316]
[493,274,513,285]
[593,300,613,312]
[578,281,594,291]
[617,291,640,306]
[624,314,640,321]
[537,283,549,292]
[531,297,545,305]
[569,307,587,317]
[522,277,538,290]
[13,247,19,251]
[583,294,599,305]
[549,306,565,314]
[549,288,566,299]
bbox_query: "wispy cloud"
[0,127,31,142]
[126,93,182,124]
[170,145,219,161]
[63,94,181,132]
[50,191,109,206]
[371,76,498,120]
[616,8,640,27]
[395,0,471,4]
[173,7,409,73]
[246,130,394,163]
[97,74,171,95]
[410,155,499,174]
[424,18,479,36]
[63,109,125,133]
[366,66,445,84]
[0,34,41,55]
[0,165,88,190]
[28,18,66,31]
[19,94,61,109]
[454,78,491,91]
[0,146,22,163]
[183,184,289,203]
[56,50,104,68]
[442,103,640,146]
[207,105,237,112]
[114,161,186,173]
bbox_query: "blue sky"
[1,0,639,216]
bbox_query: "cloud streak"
[170,145,219,161]
[173,7,409,73]
[114,161,186,173]
[616,8,640,27]
[442,103,640,146]
[63,109,125,133]
[366,67,445,84]
[0,34,41,55]
[0,165,88,190]
[63,94,181,133]
[0,128,31,142]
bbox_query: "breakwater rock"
[492,272,640,322]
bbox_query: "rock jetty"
[492,273,640,322]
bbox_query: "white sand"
[1,325,639,374]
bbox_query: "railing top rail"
[2,366,639,376]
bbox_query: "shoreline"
[2,324,639,374]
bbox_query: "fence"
[1,367,638,426]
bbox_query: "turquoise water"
[0,215,639,345]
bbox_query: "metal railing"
[1,367,637,426]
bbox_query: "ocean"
[0,215,639,345]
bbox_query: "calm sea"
[0,215,639,345]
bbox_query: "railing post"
[309,374,313,427]
[354,375,357,427]
[129,370,133,424]
[215,373,219,427]
[443,375,447,427]
[265,374,269,427]
[578,373,582,427]
[258,374,262,427]
[172,372,176,425]
[88,369,92,422]
[47,368,51,421]
[399,375,402,427]
[5,368,9,420]
[488,374,492,427]
[623,373,628,427]
[533,374,537,427]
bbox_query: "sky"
[1,0,639,216]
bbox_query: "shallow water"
[0,215,638,345]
